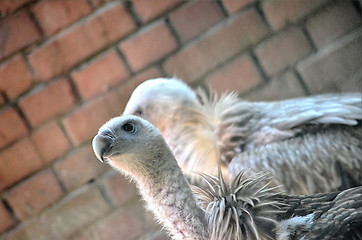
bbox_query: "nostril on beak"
[92,132,114,163]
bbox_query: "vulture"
[123,78,362,194]
[92,115,362,240]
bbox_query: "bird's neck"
[134,150,210,240]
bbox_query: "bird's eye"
[122,123,135,133]
[134,108,143,116]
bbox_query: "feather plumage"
[193,170,284,240]
[194,169,362,240]
[92,115,362,240]
[123,78,362,194]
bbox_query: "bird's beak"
[92,130,115,163]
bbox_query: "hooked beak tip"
[92,132,114,163]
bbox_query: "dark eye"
[122,123,135,133]
[134,108,143,116]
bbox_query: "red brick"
[164,9,268,83]
[71,208,144,240]
[28,23,105,81]
[5,186,111,240]
[96,2,136,42]
[102,173,138,206]
[0,201,15,233]
[0,10,41,60]
[19,78,76,127]
[222,0,255,14]
[0,107,28,149]
[88,0,104,8]
[105,67,163,115]
[72,50,130,100]
[0,138,43,190]
[262,0,327,31]
[31,121,71,163]
[6,170,63,220]
[132,0,183,22]
[62,97,113,145]
[32,0,92,36]
[0,93,5,106]
[29,2,135,81]
[54,145,108,190]
[306,1,360,48]
[255,27,312,77]
[169,1,225,43]
[0,0,31,17]
[246,71,306,101]
[205,54,262,94]
[0,54,34,99]
[120,21,177,72]
[297,31,362,93]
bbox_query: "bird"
[92,115,362,240]
[122,77,362,194]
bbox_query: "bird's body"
[92,115,362,240]
[123,78,362,194]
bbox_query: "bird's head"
[92,115,168,177]
[123,78,199,126]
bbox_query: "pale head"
[92,115,166,177]
[123,78,199,120]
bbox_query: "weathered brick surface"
[131,0,182,22]
[5,186,111,240]
[88,0,103,8]
[0,107,28,149]
[0,10,41,60]
[205,54,262,94]
[297,31,362,93]
[6,169,63,220]
[0,54,34,100]
[222,0,255,14]
[0,94,5,107]
[0,201,15,233]
[169,1,225,43]
[0,0,31,17]
[54,145,108,191]
[31,0,92,36]
[262,0,328,31]
[164,9,268,83]
[94,2,136,42]
[72,50,129,100]
[70,208,144,240]
[29,2,135,80]
[19,78,76,127]
[120,21,177,72]
[0,138,43,190]
[246,71,306,101]
[31,121,71,163]
[305,1,360,48]
[62,97,113,146]
[255,27,312,77]
[101,172,138,206]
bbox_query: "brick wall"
[0,0,361,239]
